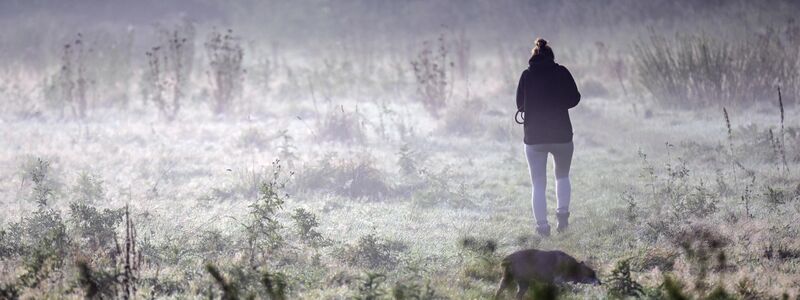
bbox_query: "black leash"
[514,110,525,124]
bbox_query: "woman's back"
[516,55,581,144]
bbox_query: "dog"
[494,249,601,299]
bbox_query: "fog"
[1,1,799,298]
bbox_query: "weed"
[392,280,437,300]
[68,202,123,252]
[205,28,245,115]
[17,206,69,288]
[607,259,644,298]
[458,236,497,256]
[277,130,298,168]
[662,275,690,300]
[633,32,798,107]
[735,277,763,299]
[318,105,365,143]
[20,157,59,206]
[354,272,385,300]
[206,264,240,300]
[397,143,424,178]
[411,34,453,117]
[338,234,405,269]
[294,153,389,200]
[244,160,291,264]
[76,260,121,299]
[291,208,326,248]
[71,171,106,204]
[413,166,473,208]
[458,236,500,281]
[57,33,90,119]
[622,190,638,224]
[261,269,288,300]
[144,21,194,121]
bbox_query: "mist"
[1,0,799,298]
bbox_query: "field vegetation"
[1,0,799,299]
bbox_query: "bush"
[291,208,326,248]
[411,34,453,118]
[607,259,644,298]
[338,234,406,269]
[294,153,390,200]
[68,202,123,251]
[56,33,91,119]
[458,236,500,282]
[244,160,291,264]
[205,28,245,115]
[354,272,386,300]
[71,171,106,204]
[15,206,69,288]
[412,166,473,208]
[20,157,60,206]
[392,280,437,300]
[143,20,195,121]
[318,105,366,144]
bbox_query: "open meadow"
[1,1,800,299]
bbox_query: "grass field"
[1,1,800,299]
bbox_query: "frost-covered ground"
[2,89,799,298]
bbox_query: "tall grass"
[632,32,799,107]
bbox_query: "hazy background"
[1,1,799,299]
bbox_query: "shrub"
[294,153,390,200]
[392,280,437,300]
[244,160,291,264]
[607,259,644,298]
[71,171,106,204]
[339,234,406,269]
[411,34,453,118]
[205,28,245,115]
[291,208,326,248]
[458,236,500,282]
[458,236,497,257]
[397,144,423,178]
[76,260,122,299]
[56,33,90,119]
[318,105,366,144]
[144,21,195,121]
[16,206,69,288]
[20,157,59,206]
[68,202,123,252]
[354,272,386,300]
[412,166,473,208]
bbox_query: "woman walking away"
[516,38,581,237]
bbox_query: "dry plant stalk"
[59,33,90,119]
[205,28,245,115]
[119,205,141,300]
[144,22,195,121]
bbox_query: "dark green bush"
[68,202,123,251]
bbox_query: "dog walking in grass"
[494,249,600,299]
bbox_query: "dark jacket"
[516,56,581,144]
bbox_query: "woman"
[516,38,581,237]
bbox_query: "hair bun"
[535,38,547,48]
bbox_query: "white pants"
[524,142,574,227]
